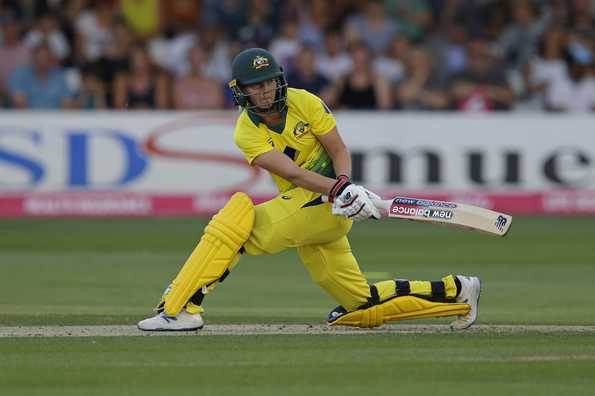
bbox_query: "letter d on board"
[68,131,147,188]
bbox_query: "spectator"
[496,1,551,72]
[237,0,274,48]
[345,0,399,55]
[75,1,116,62]
[425,22,468,83]
[295,0,332,52]
[73,63,106,109]
[317,29,352,82]
[527,27,568,109]
[0,18,30,104]
[150,26,232,81]
[24,13,70,62]
[542,32,595,112]
[8,43,74,109]
[198,26,233,82]
[286,45,332,100]
[148,28,196,78]
[396,47,450,110]
[449,38,515,111]
[373,35,410,84]
[270,19,301,71]
[113,45,169,109]
[173,45,225,110]
[94,20,133,91]
[333,42,392,110]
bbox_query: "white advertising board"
[1,111,594,216]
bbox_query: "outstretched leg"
[328,275,481,329]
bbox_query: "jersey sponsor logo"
[392,197,457,209]
[391,204,454,220]
[253,56,270,70]
[293,121,310,138]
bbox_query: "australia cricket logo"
[495,215,507,232]
[293,121,310,138]
[253,55,270,69]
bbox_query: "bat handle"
[371,198,391,217]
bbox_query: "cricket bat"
[372,196,512,237]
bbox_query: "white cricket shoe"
[450,275,481,330]
[137,310,204,331]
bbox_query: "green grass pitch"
[1,216,594,395]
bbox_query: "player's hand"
[332,184,381,221]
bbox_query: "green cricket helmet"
[228,48,288,115]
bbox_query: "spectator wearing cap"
[8,43,74,109]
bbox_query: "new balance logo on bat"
[391,205,453,220]
[495,215,507,232]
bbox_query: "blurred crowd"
[1,0,594,112]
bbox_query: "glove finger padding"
[332,185,381,221]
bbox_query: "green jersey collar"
[247,106,288,134]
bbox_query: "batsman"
[138,48,481,331]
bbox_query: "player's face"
[244,78,277,110]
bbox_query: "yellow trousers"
[243,187,370,311]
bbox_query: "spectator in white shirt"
[270,19,301,72]
[317,29,352,82]
[24,13,70,62]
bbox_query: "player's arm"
[253,150,336,194]
[316,126,351,179]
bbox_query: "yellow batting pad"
[163,192,254,316]
[329,296,470,328]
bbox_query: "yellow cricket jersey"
[234,88,337,192]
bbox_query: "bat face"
[382,196,513,237]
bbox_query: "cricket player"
[138,48,481,331]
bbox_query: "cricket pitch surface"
[1,324,594,337]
